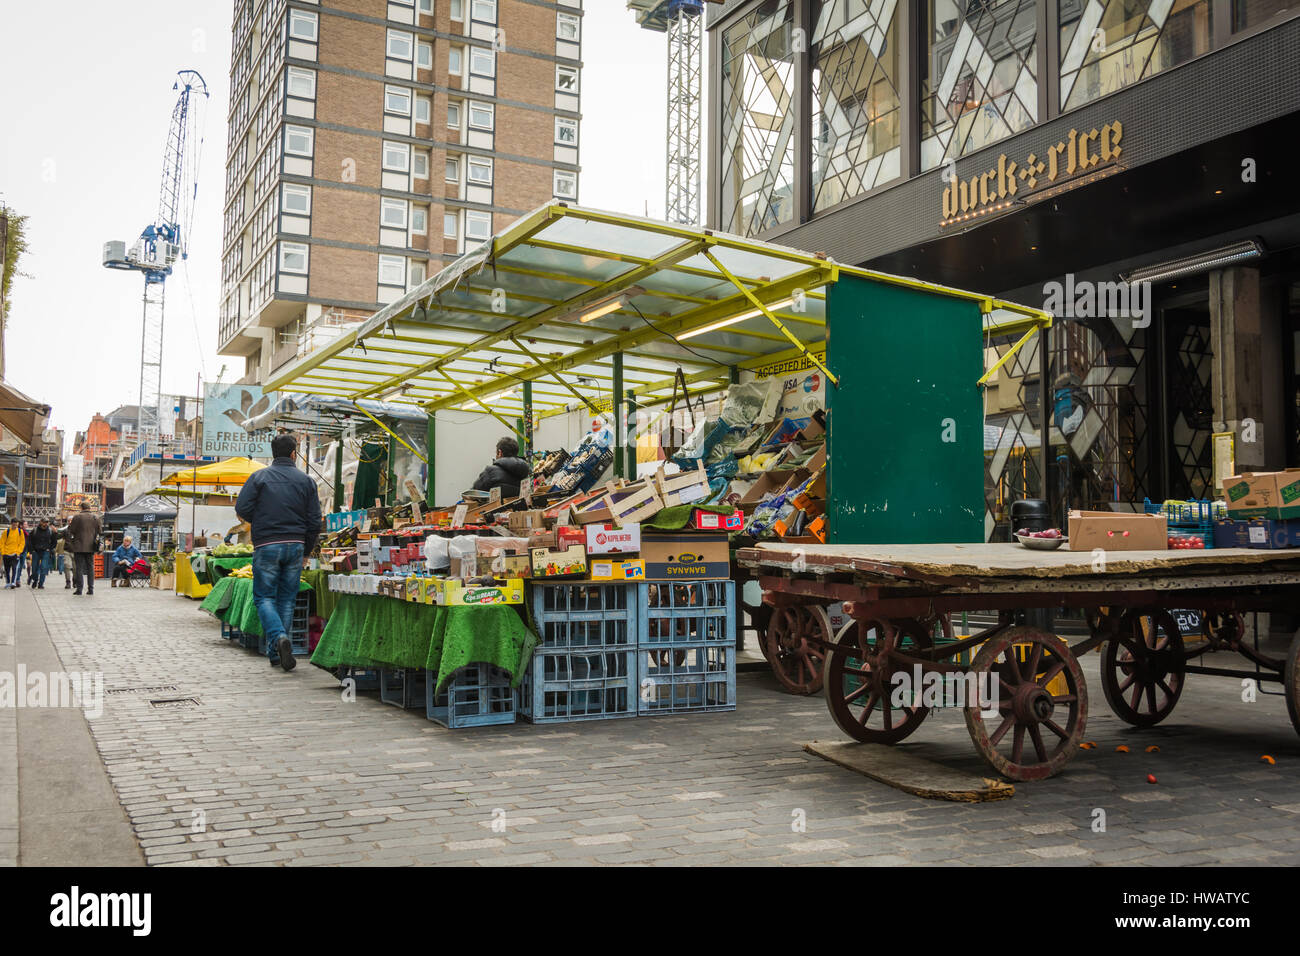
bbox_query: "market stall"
[161,457,264,600]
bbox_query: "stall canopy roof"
[237,393,428,436]
[105,494,179,523]
[159,457,265,487]
[265,203,1049,417]
[0,380,53,448]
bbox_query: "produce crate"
[252,593,311,656]
[637,643,736,715]
[425,663,516,728]
[339,667,381,692]
[639,581,734,646]
[518,649,637,723]
[379,668,428,709]
[530,581,638,649]
[1143,497,1217,547]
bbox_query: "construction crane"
[628,1,715,226]
[103,70,209,439]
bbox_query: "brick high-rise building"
[219,0,584,384]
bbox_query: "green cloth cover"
[200,575,311,636]
[641,503,735,531]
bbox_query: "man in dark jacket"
[66,501,102,596]
[26,518,56,589]
[472,437,530,498]
[235,433,321,671]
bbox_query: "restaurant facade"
[706,0,1300,537]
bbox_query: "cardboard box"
[1067,510,1167,551]
[654,462,710,508]
[641,531,730,580]
[449,555,478,578]
[530,544,588,578]
[1223,470,1300,519]
[1213,518,1252,549]
[507,509,549,532]
[691,508,743,531]
[497,552,533,578]
[588,558,647,581]
[1246,518,1300,550]
[585,523,642,554]
[437,578,525,606]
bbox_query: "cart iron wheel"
[1286,630,1300,738]
[1101,609,1186,728]
[964,626,1088,781]
[824,617,931,745]
[765,605,830,695]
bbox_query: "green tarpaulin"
[641,503,735,531]
[200,575,311,636]
[311,593,537,692]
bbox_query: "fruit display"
[1015,527,1064,539]
[1168,534,1206,549]
[212,543,254,557]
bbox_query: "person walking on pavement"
[26,518,56,590]
[1,520,25,589]
[66,501,102,596]
[13,520,28,588]
[54,529,72,588]
[235,433,321,672]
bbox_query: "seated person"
[471,437,530,498]
[110,535,143,587]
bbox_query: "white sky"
[0,1,682,455]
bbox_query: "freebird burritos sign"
[940,120,1124,225]
[202,384,274,457]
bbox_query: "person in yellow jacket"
[2,520,27,589]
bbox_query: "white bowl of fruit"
[1015,527,1067,550]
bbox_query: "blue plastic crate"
[531,581,638,649]
[637,643,736,715]
[638,581,735,646]
[250,593,311,656]
[518,649,637,723]
[339,667,381,692]
[426,663,516,728]
[220,620,240,641]
[379,668,428,709]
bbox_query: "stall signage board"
[202,384,274,457]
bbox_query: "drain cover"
[148,697,201,709]
[107,685,179,696]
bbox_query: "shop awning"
[0,380,52,448]
[265,203,1049,418]
[159,457,265,487]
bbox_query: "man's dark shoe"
[277,637,295,671]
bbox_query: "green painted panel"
[826,275,984,544]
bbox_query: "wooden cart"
[737,543,1300,781]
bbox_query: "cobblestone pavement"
[22,586,1300,866]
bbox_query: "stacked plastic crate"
[426,662,516,728]
[637,581,736,715]
[519,581,639,722]
[224,592,311,656]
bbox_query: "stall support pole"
[333,440,344,512]
[1038,326,1052,522]
[625,389,636,481]
[729,365,739,384]
[612,352,624,479]
[522,382,533,457]
[385,435,397,506]
[425,413,435,506]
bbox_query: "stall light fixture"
[678,297,795,341]
[569,286,644,323]
[1120,239,1264,286]
[459,386,518,411]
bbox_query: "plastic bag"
[423,535,449,571]
[721,379,780,427]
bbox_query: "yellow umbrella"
[159,456,266,487]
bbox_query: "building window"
[387,29,414,60]
[470,46,496,77]
[555,116,577,146]
[464,210,491,241]
[411,206,428,235]
[409,261,427,288]
[1233,0,1293,30]
[447,101,462,128]
[289,9,318,41]
[468,102,494,130]
[553,169,577,199]
[285,124,314,156]
[1059,0,1212,112]
[557,12,580,41]
[556,65,578,93]
[450,0,464,19]
[448,46,463,75]
[413,150,430,178]
[381,197,408,229]
[444,212,459,238]
[281,183,312,215]
[810,0,903,213]
[471,0,496,23]
[280,241,308,273]
[445,156,460,182]
[287,66,316,98]
[379,254,406,286]
[416,95,431,124]
[417,41,433,70]
[383,140,411,171]
[385,86,412,115]
[417,0,433,14]
[468,156,493,184]
[720,1,794,236]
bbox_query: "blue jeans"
[252,542,303,660]
[30,550,49,587]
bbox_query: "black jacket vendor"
[472,437,530,498]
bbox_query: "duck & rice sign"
[202,384,274,457]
